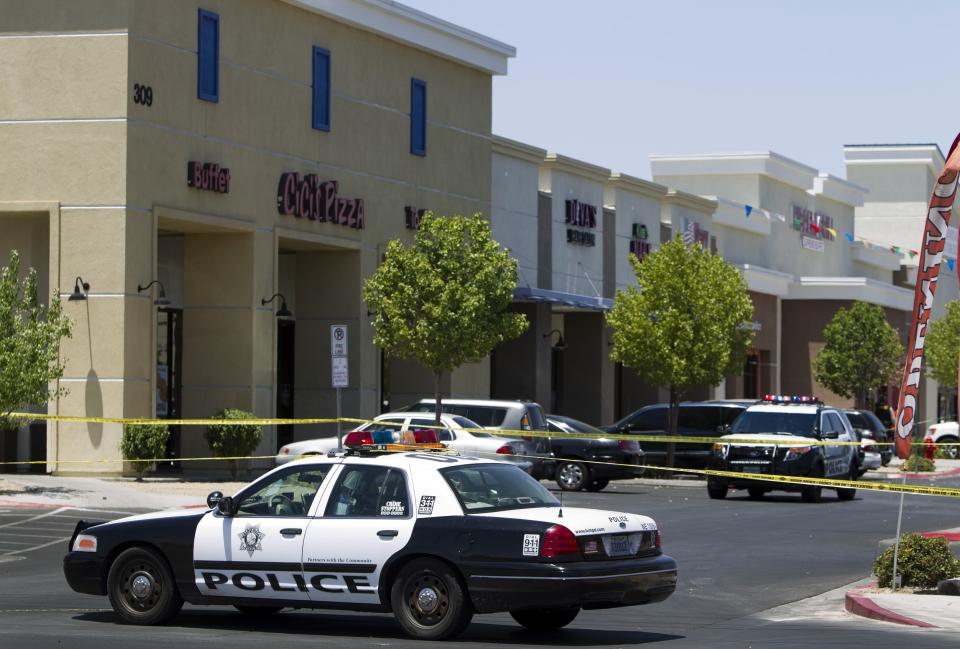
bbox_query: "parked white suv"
[927,421,960,458]
[275,412,533,472]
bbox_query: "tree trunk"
[665,385,679,474]
[433,370,443,429]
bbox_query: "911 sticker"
[418,495,436,515]
[522,534,540,556]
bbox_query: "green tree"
[204,409,262,480]
[362,213,528,426]
[120,423,170,481]
[812,301,903,410]
[0,250,72,431]
[925,300,960,390]
[606,237,754,468]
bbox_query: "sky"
[403,0,960,180]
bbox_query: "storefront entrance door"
[276,319,296,450]
[156,308,183,473]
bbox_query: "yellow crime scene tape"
[4,412,957,497]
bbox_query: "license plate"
[602,533,640,557]
[742,466,764,474]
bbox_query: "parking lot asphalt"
[1,481,958,648]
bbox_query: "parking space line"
[0,540,32,545]
[0,506,71,529]
[6,536,71,555]
[0,532,71,539]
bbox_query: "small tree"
[874,533,960,589]
[606,237,754,468]
[362,213,528,426]
[925,300,960,391]
[204,409,262,480]
[120,423,169,481]
[813,301,903,410]
[0,250,72,431]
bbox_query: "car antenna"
[558,488,563,518]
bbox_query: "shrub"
[204,409,262,480]
[874,533,960,588]
[120,423,169,481]
[904,455,935,473]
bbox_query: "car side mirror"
[217,496,236,516]
[822,431,840,440]
[206,491,223,509]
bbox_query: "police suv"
[706,395,859,503]
[64,446,677,640]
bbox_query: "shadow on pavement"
[74,609,684,645]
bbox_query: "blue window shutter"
[312,47,330,131]
[410,78,426,156]
[198,9,219,102]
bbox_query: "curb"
[844,590,939,628]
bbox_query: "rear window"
[678,407,719,432]
[844,412,868,430]
[524,404,547,431]
[451,416,490,437]
[622,407,667,431]
[440,463,559,513]
[442,405,508,427]
[731,411,816,436]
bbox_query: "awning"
[512,286,613,312]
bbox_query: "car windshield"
[730,411,816,436]
[440,463,560,513]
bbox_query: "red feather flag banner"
[894,134,960,459]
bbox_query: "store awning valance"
[513,286,613,312]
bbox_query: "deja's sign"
[277,173,365,229]
[565,199,597,247]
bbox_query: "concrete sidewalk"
[846,587,960,629]
[870,457,960,480]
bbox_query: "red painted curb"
[0,500,59,509]
[920,532,960,542]
[895,467,960,480]
[845,591,938,628]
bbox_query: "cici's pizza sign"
[276,173,365,229]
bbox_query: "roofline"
[281,0,516,75]
[492,135,548,165]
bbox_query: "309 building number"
[133,83,153,106]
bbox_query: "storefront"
[0,0,513,473]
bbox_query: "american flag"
[682,220,695,245]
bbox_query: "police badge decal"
[239,524,265,556]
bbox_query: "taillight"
[654,529,661,549]
[520,413,531,431]
[496,445,514,455]
[618,439,640,452]
[343,431,373,447]
[540,525,580,558]
[281,447,289,455]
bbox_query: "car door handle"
[377,529,399,538]
[280,528,302,536]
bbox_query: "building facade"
[0,0,513,473]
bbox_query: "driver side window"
[236,466,331,517]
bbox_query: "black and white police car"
[64,446,677,640]
[706,395,859,503]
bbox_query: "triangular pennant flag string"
[826,227,837,238]
[745,205,753,218]
[844,232,854,242]
[948,258,956,272]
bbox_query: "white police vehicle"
[706,396,859,503]
[65,447,677,640]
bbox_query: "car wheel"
[747,487,765,500]
[837,463,857,501]
[584,479,610,492]
[707,482,728,500]
[391,558,473,641]
[234,605,284,615]
[937,436,960,459]
[801,464,824,503]
[556,461,590,491]
[107,546,183,625]
[511,607,580,631]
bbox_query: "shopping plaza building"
[0,0,953,474]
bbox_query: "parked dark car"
[546,415,644,492]
[843,408,893,465]
[601,402,747,468]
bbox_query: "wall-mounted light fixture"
[262,293,293,319]
[137,280,171,308]
[544,328,567,351]
[68,276,90,301]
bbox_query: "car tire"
[234,605,284,615]
[511,607,580,631]
[707,483,728,500]
[556,461,590,491]
[747,487,765,500]
[937,436,960,459]
[801,463,824,503]
[107,546,183,625]
[837,463,857,501]
[584,479,610,492]
[391,558,473,641]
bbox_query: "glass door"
[156,308,183,473]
